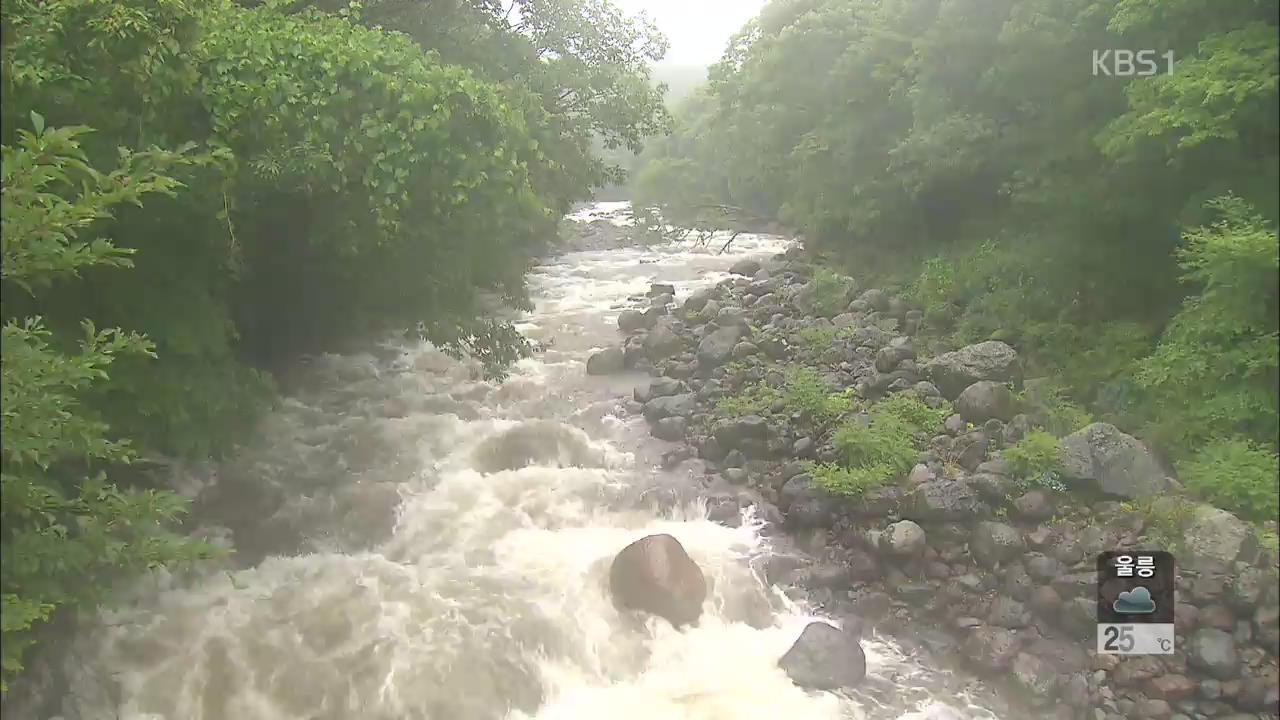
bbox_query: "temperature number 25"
[1103,625,1135,652]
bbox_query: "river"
[52,202,1005,720]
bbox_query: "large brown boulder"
[609,534,707,628]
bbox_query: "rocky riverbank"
[589,247,1280,720]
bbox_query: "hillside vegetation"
[633,0,1279,520]
[0,0,668,688]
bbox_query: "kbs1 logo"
[1092,49,1175,76]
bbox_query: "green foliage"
[795,325,851,363]
[779,366,855,425]
[1119,496,1199,553]
[714,379,779,418]
[1136,196,1279,451]
[1,120,216,689]
[815,393,947,496]
[1177,438,1280,524]
[1027,382,1095,438]
[1003,430,1066,491]
[807,461,889,497]
[810,267,854,317]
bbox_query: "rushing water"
[52,203,1005,720]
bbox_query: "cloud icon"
[1114,586,1156,614]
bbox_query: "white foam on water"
[57,203,998,720]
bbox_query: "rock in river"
[778,621,867,690]
[609,534,707,628]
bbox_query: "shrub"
[1136,196,1279,453]
[1177,438,1280,524]
[818,394,947,495]
[1004,430,1066,491]
[780,366,854,425]
[807,461,891,496]
[810,267,854,316]
[714,379,779,417]
[872,392,950,435]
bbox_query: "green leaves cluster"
[1,121,216,688]
[813,393,947,496]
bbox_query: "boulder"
[696,325,746,369]
[779,473,835,530]
[648,283,676,297]
[885,520,927,556]
[642,393,697,423]
[609,534,707,627]
[1187,628,1240,680]
[1182,503,1261,569]
[1057,423,1172,498]
[962,626,1020,672]
[653,416,687,442]
[683,290,712,314]
[643,321,684,361]
[646,376,687,400]
[922,341,1023,399]
[954,381,1017,423]
[729,258,762,277]
[713,414,769,449]
[778,622,867,690]
[874,336,915,373]
[905,480,983,520]
[586,347,626,375]
[970,521,1026,568]
[617,309,651,333]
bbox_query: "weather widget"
[1096,551,1175,655]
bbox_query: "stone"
[1187,628,1240,680]
[955,430,990,471]
[586,347,626,375]
[944,413,968,435]
[1025,553,1066,583]
[1012,490,1056,521]
[712,415,769,450]
[653,416,687,442]
[905,479,982,520]
[1029,585,1062,616]
[874,336,915,373]
[731,341,759,360]
[778,622,867,690]
[729,258,762,277]
[907,463,934,485]
[970,521,1026,568]
[648,283,676,297]
[988,596,1028,628]
[643,321,684,361]
[722,467,748,485]
[963,626,1020,671]
[647,376,687,399]
[642,393,696,423]
[696,325,746,369]
[955,381,1018,423]
[1146,674,1196,701]
[1057,423,1172,498]
[683,290,712,314]
[618,309,652,333]
[779,474,835,530]
[885,520,927,556]
[609,534,707,627]
[922,341,1023,399]
[1182,503,1261,569]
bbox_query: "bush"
[1136,196,1280,453]
[780,366,854,425]
[1,120,217,689]
[810,267,855,316]
[1177,438,1280,525]
[807,461,891,496]
[818,393,947,495]
[1003,430,1066,491]
[714,379,779,418]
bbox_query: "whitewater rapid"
[54,203,1003,720]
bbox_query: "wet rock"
[779,473,835,530]
[696,325,746,369]
[647,376,687,399]
[643,321,684,361]
[1187,628,1239,680]
[650,292,675,308]
[1182,503,1261,569]
[905,479,982,520]
[642,393,697,423]
[653,416,687,442]
[1013,490,1056,521]
[874,337,915,373]
[955,381,1017,423]
[778,621,867,690]
[792,436,815,458]
[609,534,707,627]
[944,413,968,435]
[722,467,748,485]
[955,430,990,471]
[472,420,606,473]
[963,625,1020,671]
[1057,423,1172,498]
[683,290,712,314]
[885,520,927,557]
[712,414,769,451]
[922,341,1023,399]
[731,341,759,360]
[648,283,676,297]
[970,521,1025,568]
[730,259,762,277]
[586,347,626,375]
